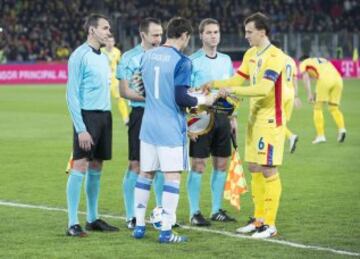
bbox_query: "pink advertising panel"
[0,63,68,84]
[0,59,359,85]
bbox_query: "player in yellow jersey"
[283,54,301,153]
[202,12,286,238]
[101,36,130,125]
[299,55,346,144]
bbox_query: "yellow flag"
[65,152,73,174]
[224,149,248,210]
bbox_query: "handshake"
[192,81,235,107]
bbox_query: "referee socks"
[66,170,85,227]
[123,170,138,220]
[153,171,164,207]
[85,169,101,223]
[210,170,227,215]
[187,170,202,216]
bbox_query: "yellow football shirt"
[299,57,341,81]
[101,47,122,85]
[284,55,297,89]
[234,44,287,126]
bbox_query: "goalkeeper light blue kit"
[140,45,192,147]
[116,44,164,225]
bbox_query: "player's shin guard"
[314,104,325,136]
[329,105,345,130]
[118,98,129,124]
[264,173,282,226]
[187,170,202,216]
[153,171,164,207]
[210,170,227,214]
[251,173,265,220]
[85,169,101,223]
[134,176,152,226]
[161,181,180,231]
[66,170,84,227]
[123,170,138,220]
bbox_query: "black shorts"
[73,110,112,161]
[190,112,231,158]
[128,107,144,161]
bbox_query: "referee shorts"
[128,107,144,161]
[73,110,112,161]
[190,113,231,159]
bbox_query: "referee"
[65,13,118,237]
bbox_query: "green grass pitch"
[0,80,359,258]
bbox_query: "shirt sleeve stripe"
[237,70,250,79]
[305,65,319,78]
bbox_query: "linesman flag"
[224,133,248,210]
[65,152,73,174]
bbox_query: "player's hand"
[294,97,302,108]
[78,131,94,151]
[199,82,212,95]
[188,132,198,142]
[203,93,217,106]
[218,88,232,98]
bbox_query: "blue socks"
[187,170,203,216]
[153,171,164,207]
[66,170,84,227]
[123,170,138,220]
[210,170,227,215]
[85,169,101,223]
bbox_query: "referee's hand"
[78,132,94,151]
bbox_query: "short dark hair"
[299,55,310,61]
[199,18,219,34]
[139,17,161,33]
[83,13,110,33]
[166,17,193,39]
[244,12,271,36]
[271,40,281,48]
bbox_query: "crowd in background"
[1,0,359,63]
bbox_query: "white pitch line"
[0,200,359,257]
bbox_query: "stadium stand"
[0,0,359,62]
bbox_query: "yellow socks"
[117,98,129,124]
[264,173,282,226]
[313,103,325,136]
[251,173,265,220]
[329,105,345,130]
